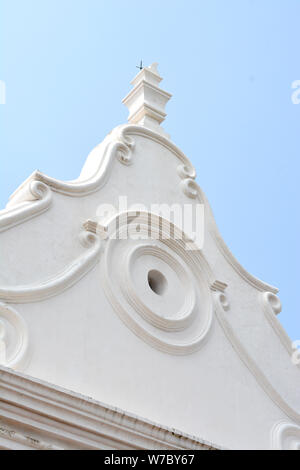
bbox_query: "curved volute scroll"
[0,303,29,370]
[86,211,216,355]
[211,281,230,312]
[271,421,300,450]
[175,173,278,293]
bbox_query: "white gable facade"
[0,64,299,450]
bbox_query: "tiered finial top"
[122,63,172,138]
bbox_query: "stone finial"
[122,63,172,138]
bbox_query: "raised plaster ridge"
[0,229,101,304]
[0,125,278,296]
[0,366,220,450]
[214,292,300,425]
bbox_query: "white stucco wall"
[0,122,299,450]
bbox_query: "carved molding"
[94,211,215,355]
[0,425,62,450]
[215,292,230,312]
[177,168,277,293]
[177,164,196,180]
[0,230,101,304]
[271,421,300,450]
[210,280,228,293]
[262,292,299,366]
[121,128,276,295]
[263,292,282,316]
[210,282,230,311]
[180,178,201,200]
[122,245,197,332]
[0,181,52,233]
[0,366,219,450]
[0,303,28,370]
[214,296,300,426]
[8,127,135,202]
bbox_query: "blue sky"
[0,0,299,340]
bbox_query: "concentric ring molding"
[100,211,215,355]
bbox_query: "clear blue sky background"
[0,0,299,340]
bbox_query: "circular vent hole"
[148,270,167,296]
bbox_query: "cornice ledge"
[0,366,221,450]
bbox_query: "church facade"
[0,64,299,450]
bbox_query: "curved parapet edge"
[7,125,195,200]
[0,303,29,370]
[0,230,101,304]
[1,124,278,295]
[271,420,300,450]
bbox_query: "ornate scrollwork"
[210,281,230,312]
[216,292,230,312]
[261,291,296,361]
[177,164,196,180]
[180,178,200,199]
[121,245,197,331]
